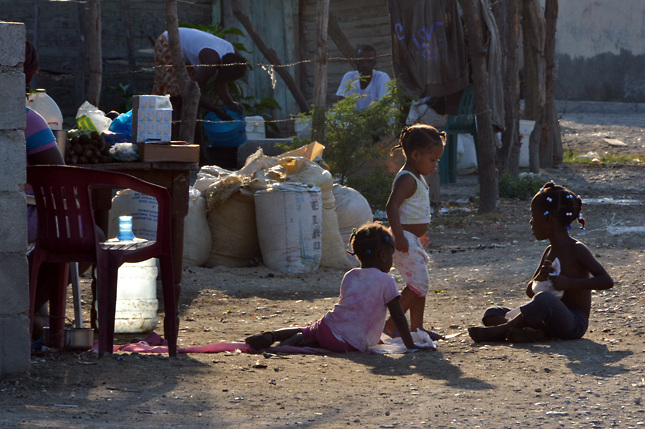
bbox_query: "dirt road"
[1,108,644,428]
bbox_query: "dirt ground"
[2,110,645,428]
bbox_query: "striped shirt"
[25,107,57,164]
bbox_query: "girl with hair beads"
[468,181,614,343]
[245,223,433,352]
[383,124,446,340]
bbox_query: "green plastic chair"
[438,85,478,184]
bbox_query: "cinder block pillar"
[0,22,30,375]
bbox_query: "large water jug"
[114,258,159,333]
[97,216,159,334]
[26,89,64,130]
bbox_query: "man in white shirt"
[336,45,391,110]
[153,27,248,121]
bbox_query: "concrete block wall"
[1,0,215,124]
[0,22,30,375]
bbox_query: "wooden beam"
[232,3,311,113]
[328,14,356,69]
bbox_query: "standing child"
[245,223,433,353]
[383,124,446,339]
[468,181,614,342]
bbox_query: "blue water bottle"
[116,215,135,241]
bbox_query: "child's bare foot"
[506,327,545,342]
[245,332,274,350]
[468,326,507,343]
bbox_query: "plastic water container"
[105,216,158,334]
[114,258,159,333]
[519,120,536,168]
[245,115,265,140]
[26,89,64,130]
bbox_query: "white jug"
[26,89,64,130]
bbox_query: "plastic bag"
[108,110,133,140]
[76,101,112,134]
[109,142,139,162]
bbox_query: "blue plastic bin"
[203,107,247,148]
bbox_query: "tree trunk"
[461,0,498,213]
[522,0,546,172]
[494,0,521,176]
[86,0,102,107]
[166,0,200,143]
[543,0,562,166]
[311,0,329,143]
[521,0,545,121]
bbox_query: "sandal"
[245,331,275,350]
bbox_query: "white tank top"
[394,170,431,224]
[163,28,235,65]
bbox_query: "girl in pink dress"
[245,223,433,352]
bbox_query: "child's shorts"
[393,230,430,297]
[300,318,358,353]
[481,292,589,340]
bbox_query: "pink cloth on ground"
[97,332,332,354]
[322,267,400,352]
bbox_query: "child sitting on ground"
[468,181,614,343]
[245,223,434,353]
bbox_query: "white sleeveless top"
[394,170,431,224]
[163,28,235,65]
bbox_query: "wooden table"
[78,161,198,288]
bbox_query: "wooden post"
[312,0,330,143]
[86,0,102,107]
[165,0,200,144]
[494,0,521,175]
[542,0,562,166]
[522,0,546,173]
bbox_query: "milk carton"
[132,95,172,142]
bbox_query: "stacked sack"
[193,147,365,272]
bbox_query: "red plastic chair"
[27,165,177,356]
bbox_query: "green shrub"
[563,150,643,165]
[346,171,394,212]
[498,173,545,200]
[286,80,406,184]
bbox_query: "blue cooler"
[203,107,247,148]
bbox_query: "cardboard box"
[137,142,199,163]
[132,95,172,143]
